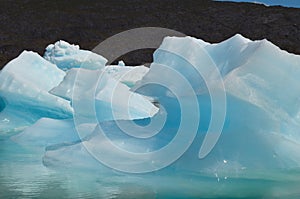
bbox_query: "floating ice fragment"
[118,60,125,66]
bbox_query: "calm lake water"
[1,136,300,198]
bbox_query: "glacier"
[1,35,300,198]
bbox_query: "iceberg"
[1,34,300,198]
[43,35,300,174]
[44,35,300,176]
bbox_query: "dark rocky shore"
[0,0,299,68]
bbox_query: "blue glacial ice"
[42,35,300,175]
[11,118,88,149]
[2,35,300,197]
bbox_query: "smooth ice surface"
[0,51,68,107]
[133,35,300,140]
[45,34,300,173]
[0,47,153,135]
[50,67,158,121]
[50,65,149,100]
[43,94,300,173]
[0,51,73,134]
[44,40,107,71]
[0,51,72,116]
[2,34,300,198]
[11,118,95,149]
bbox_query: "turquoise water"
[1,137,300,198]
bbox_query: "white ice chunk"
[118,60,125,66]
[44,40,107,71]
[50,68,158,121]
[104,65,149,87]
[0,51,73,118]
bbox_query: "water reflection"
[1,138,300,198]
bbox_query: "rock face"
[0,0,299,68]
